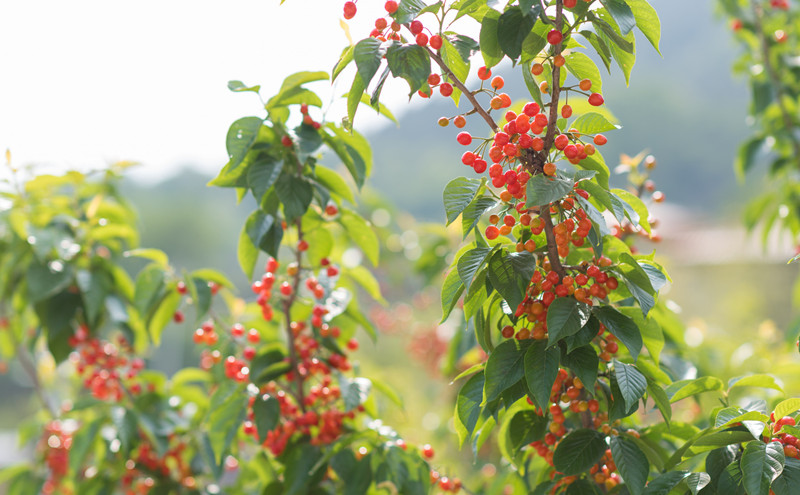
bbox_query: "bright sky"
[0,0,419,182]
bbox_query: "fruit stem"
[425,47,500,133]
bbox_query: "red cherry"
[343,1,357,19]
[588,93,605,106]
[439,82,453,97]
[547,29,563,45]
[281,135,293,147]
[456,132,472,145]
[429,35,442,50]
[384,0,398,13]
[421,444,434,459]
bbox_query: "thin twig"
[426,47,500,132]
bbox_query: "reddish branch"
[540,0,567,279]
[426,47,500,132]
[282,158,308,413]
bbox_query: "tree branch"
[426,47,500,133]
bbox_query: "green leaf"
[341,377,372,411]
[627,0,661,54]
[479,9,503,68]
[740,441,784,495]
[643,471,691,495]
[487,250,525,311]
[522,61,544,107]
[497,7,536,61]
[647,381,672,426]
[441,37,469,105]
[455,371,485,446]
[237,221,258,279]
[313,164,354,203]
[133,264,165,316]
[564,52,603,93]
[547,298,592,346]
[347,72,366,128]
[333,46,354,82]
[610,435,649,495]
[207,382,248,465]
[526,174,574,208]
[613,189,652,233]
[483,339,532,404]
[444,177,482,225]
[501,407,548,460]
[553,429,608,476]
[593,306,643,361]
[562,345,599,391]
[667,376,724,403]
[345,265,385,304]
[458,247,493,289]
[391,0,427,23]
[323,124,371,188]
[772,458,800,495]
[245,210,283,258]
[148,290,180,346]
[524,340,560,409]
[774,399,800,420]
[253,394,281,443]
[276,174,313,222]
[571,112,620,134]
[124,248,169,267]
[600,0,636,35]
[728,374,784,394]
[441,267,465,322]
[209,117,264,186]
[27,261,73,303]
[735,136,765,180]
[247,156,282,205]
[284,443,324,495]
[359,92,397,124]
[613,360,647,413]
[227,80,261,93]
[386,43,431,96]
[354,38,384,88]
[462,197,497,238]
[339,208,379,266]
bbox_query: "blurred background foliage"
[2,0,800,489]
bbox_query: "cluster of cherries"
[766,413,800,459]
[185,249,366,456]
[68,325,145,401]
[524,368,631,493]
[120,439,197,494]
[40,420,72,495]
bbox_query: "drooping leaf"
[740,441,784,495]
[483,339,532,404]
[524,340,560,409]
[613,360,647,411]
[546,297,592,346]
[592,306,643,361]
[444,177,483,225]
[386,43,431,96]
[455,371,485,446]
[496,6,536,61]
[526,174,574,208]
[552,429,608,476]
[610,435,649,495]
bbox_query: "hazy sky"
[0,0,419,182]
